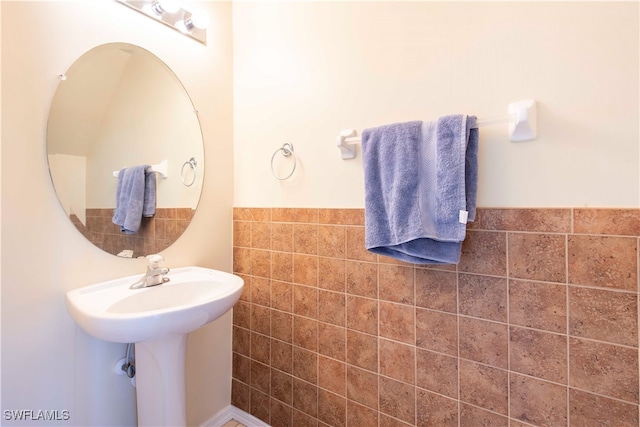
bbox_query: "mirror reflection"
[47,43,204,258]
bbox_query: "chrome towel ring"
[270,142,296,180]
[181,157,197,187]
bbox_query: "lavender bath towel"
[112,165,156,234]
[361,115,478,264]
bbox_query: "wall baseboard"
[201,405,270,427]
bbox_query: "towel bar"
[337,99,537,160]
[113,160,168,178]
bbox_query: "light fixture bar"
[114,0,207,45]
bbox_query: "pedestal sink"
[66,266,244,426]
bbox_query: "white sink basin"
[66,265,244,426]
[66,266,244,343]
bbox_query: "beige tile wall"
[78,207,194,256]
[231,208,640,426]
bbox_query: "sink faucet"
[130,255,170,289]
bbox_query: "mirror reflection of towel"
[142,169,156,218]
[362,115,478,264]
[112,165,156,234]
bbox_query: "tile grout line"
[376,250,382,427]
[249,218,255,420]
[268,215,274,425]
[338,222,349,427]
[311,219,320,426]
[456,262,461,427]
[413,265,418,427]
[505,230,511,422]
[566,211,572,425]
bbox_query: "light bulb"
[151,0,181,15]
[184,9,209,30]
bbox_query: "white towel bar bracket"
[507,99,537,142]
[337,99,537,160]
[337,129,358,160]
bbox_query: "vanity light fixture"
[114,0,208,45]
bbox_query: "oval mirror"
[47,43,204,258]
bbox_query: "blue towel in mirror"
[112,165,156,234]
[362,115,478,264]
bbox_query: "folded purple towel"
[112,165,156,234]
[362,115,478,264]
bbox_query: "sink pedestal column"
[135,335,187,426]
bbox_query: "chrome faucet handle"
[145,254,170,286]
[130,255,169,289]
[147,254,165,269]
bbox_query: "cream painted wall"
[233,1,639,208]
[2,1,233,426]
[86,48,204,209]
[47,154,87,223]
